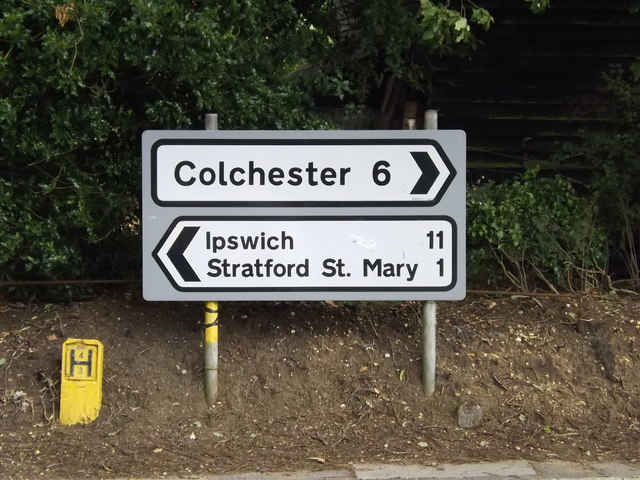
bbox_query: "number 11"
[426,230,444,249]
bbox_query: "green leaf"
[471,8,494,31]
[454,17,468,32]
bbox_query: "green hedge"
[1,1,334,281]
[467,170,606,292]
[4,1,611,293]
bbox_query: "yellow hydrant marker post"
[59,338,104,425]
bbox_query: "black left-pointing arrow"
[167,226,200,282]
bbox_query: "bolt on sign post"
[59,339,104,425]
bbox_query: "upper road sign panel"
[146,134,458,207]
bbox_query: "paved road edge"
[114,460,640,480]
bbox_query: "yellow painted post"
[204,113,219,407]
[59,338,104,425]
[204,301,219,405]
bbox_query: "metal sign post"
[424,109,439,396]
[203,114,219,406]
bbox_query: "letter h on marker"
[69,349,93,378]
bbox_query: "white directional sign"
[142,130,466,301]
[152,216,457,293]
[151,139,455,206]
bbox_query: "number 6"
[372,160,391,186]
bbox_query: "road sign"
[142,130,466,301]
[152,216,457,294]
[150,138,455,206]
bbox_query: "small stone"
[457,402,483,429]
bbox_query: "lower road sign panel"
[147,216,460,300]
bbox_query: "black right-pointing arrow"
[167,226,200,282]
[410,151,440,195]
